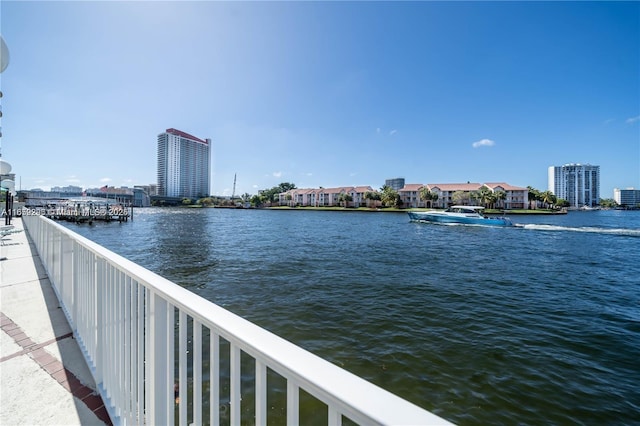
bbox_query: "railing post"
[148,291,169,425]
[230,344,241,425]
[256,359,267,426]
[287,381,299,426]
[179,310,188,425]
[210,331,220,426]
[194,320,202,426]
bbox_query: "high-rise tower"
[157,128,211,198]
[548,163,600,208]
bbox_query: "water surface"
[66,208,640,425]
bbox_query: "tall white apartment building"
[157,128,211,198]
[613,188,640,207]
[548,163,600,208]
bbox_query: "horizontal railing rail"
[22,214,452,426]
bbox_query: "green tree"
[599,198,617,208]
[258,182,297,206]
[198,197,214,207]
[477,187,493,208]
[419,187,437,208]
[541,191,556,209]
[182,198,192,205]
[364,191,381,208]
[495,190,507,209]
[337,193,353,207]
[452,190,470,205]
[527,186,540,209]
[278,182,297,192]
[380,186,401,207]
[250,195,263,207]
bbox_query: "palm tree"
[364,191,381,208]
[452,190,469,205]
[541,191,556,209]
[419,187,433,208]
[477,187,493,208]
[527,186,540,209]
[337,193,352,207]
[495,190,507,209]
[380,186,400,207]
[431,192,439,208]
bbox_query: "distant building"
[134,184,157,197]
[548,163,600,208]
[279,186,376,208]
[614,188,640,208]
[398,182,528,209]
[157,128,211,199]
[51,185,82,194]
[385,178,405,191]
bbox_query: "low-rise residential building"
[399,182,528,209]
[483,182,528,209]
[280,182,528,209]
[279,186,376,207]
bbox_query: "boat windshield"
[445,206,484,215]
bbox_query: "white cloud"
[272,171,282,178]
[626,115,640,124]
[389,129,397,136]
[472,138,496,148]
[99,177,112,183]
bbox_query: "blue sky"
[1,1,638,198]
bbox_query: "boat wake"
[515,224,640,237]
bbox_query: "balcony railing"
[22,214,451,426]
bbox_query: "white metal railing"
[22,214,452,426]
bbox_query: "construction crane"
[231,173,236,202]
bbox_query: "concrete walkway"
[1,217,111,425]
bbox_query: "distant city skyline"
[1,2,638,198]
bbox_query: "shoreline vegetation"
[171,183,632,212]
[196,205,569,215]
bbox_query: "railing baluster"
[328,406,341,426]
[194,319,202,426]
[95,257,104,386]
[287,380,299,426]
[124,275,131,424]
[179,310,187,426]
[230,343,241,425]
[115,269,122,417]
[149,291,169,425]
[166,304,175,426]
[210,331,220,426]
[255,359,267,426]
[137,282,145,424]
[144,287,151,424]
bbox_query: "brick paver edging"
[0,312,112,425]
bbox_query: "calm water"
[65,208,640,425]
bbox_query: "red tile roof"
[165,128,208,145]
[427,183,483,191]
[483,182,528,191]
